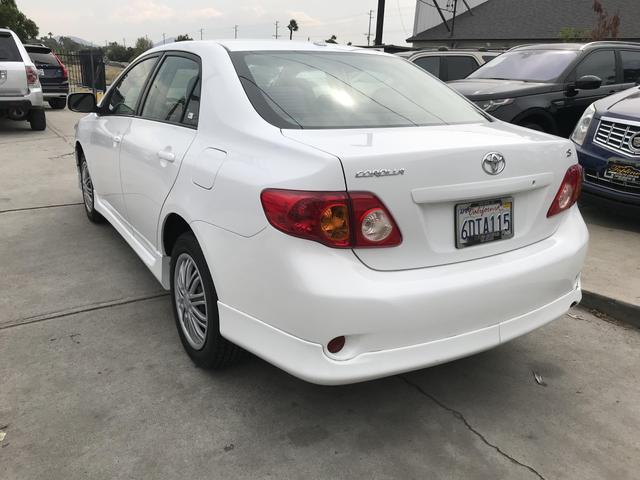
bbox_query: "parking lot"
[1,109,639,479]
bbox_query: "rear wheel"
[170,232,241,369]
[29,109,46,131]
[80,155,104,223]
[49,98,66,110]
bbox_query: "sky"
[18,0,419,47]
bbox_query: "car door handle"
[157,150,176,162]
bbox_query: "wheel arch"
[512,108,559,135]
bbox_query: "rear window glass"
[0,33,21,62]
[230,51,487,129]
[27,50,59,66]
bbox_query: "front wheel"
[170,232,241,369]
[80,156,104,223]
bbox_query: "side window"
[182,79,201,127]
[620,50,640,84]
[482,55,498,63]
[141,55,200,125]
[413,56,440,78]
[445,56,480,81]
[0,33,21,62]
[575,50,616,85]
[108,57,157,115]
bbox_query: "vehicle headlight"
[474,98,514,112]
[570,104,596,146]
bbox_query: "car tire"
[170,232,242,369]
[49,98,66,110]
[79,155,104,223]
[29,109,46,131]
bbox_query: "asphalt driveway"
[1,109,639,480]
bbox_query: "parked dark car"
[449,42,640,137]
[571,86,640,205]
[24,44,69,109]
[396,48,501,82]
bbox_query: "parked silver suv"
[0,28,46,130]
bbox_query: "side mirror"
[575,75,602,90]
[68,93,97,113]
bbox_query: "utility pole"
[374,0,385,46]
[273,21,280,40]
[450,0,458,46]
[199,28,204,40]
[366,9,374,46]
[162,33,166,45]
[123,38,126,47]
[234,25,238,39]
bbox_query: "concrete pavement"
[1,109,639,479]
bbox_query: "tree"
[325,34,337,44]
[0,0,39,41]
[132,36,153,58]
[559,27,589,42]
[175,34,193,42]
[106,42,132,62]
[287,19,299,40]
[591,0,620,40]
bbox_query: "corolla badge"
[355,168,406,178]
[629,132,640,153]
[482,152,506,175]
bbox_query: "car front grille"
[584,168,640,194]
[593,119,640,157]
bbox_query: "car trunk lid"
[283,122,575,271]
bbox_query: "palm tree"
[287,19,299,40]
[325,35,337,44]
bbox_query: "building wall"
[413,0,490,36]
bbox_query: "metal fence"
[57,50,107,94]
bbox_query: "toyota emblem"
[482,152,506,175]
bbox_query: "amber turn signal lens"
[320,205,350,242]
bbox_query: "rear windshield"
[27,49,58,66]
[469,50,579,82]
[230,51,488,129]
[0,33,21,62]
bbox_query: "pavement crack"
[0,292,169,330]
[0,202,83,214]
[400,375,546,480]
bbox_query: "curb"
[581,290,640,328]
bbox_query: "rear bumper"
[219,287,580,385]
[194,206,588,385]
[0,88,43,110]
[42,83,69,99]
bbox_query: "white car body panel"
[74,40,588,384]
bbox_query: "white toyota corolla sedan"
[68,40,588,385]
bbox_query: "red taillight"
[53,53,68,80]
[25,66,39,86]
[260,189,402,248]
[547,165,583,217]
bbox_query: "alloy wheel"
[174,253,208,350]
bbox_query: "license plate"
[455,197,514,249]
[604,164,640,184]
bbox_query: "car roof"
[512,41,640,52]
[147,39,375,56]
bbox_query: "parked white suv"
[68,41,588,385]
[0,28,45,130]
